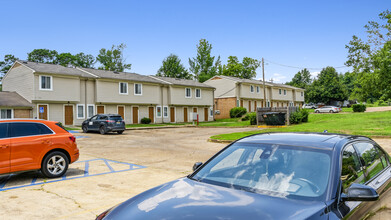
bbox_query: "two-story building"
[1,61,214,125]
[204,75,305,119]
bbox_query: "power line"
[263,58,348,70]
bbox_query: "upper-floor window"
[134,83,142,95]
[185,88,191,98]
[195,89,201,98]
[250,85,254,93]
[279,89,282,95]
[284,90,287,95]
[301,91,304,97]
[119,82,128,94]
[40,75,52,90]
[256,86,260,93]
[0,109,13,119]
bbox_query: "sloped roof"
[79,68,164,84]
[152,76,215,89]
[17,60,95,78]
[0,91,33,108]
[211,75,304,90]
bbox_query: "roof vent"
[113,71,119,74]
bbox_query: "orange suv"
[0,119,79,178]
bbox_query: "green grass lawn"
[210,111,391,141]
[64,126,81,130]
[126,123,187,128]
[198,118,253,127]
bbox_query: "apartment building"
[1,61,214,125]
[204,75,305,119]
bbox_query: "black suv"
[82,114,125,134]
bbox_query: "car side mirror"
[193,162,203,171]
[341,183,379,202]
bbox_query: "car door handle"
[41,140,50,144]
[1,145,9,149]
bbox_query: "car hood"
[104,178,328,220]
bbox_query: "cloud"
[256,73,287,83]
[310,71,320,78]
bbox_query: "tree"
[96,43,131,72]
[74,53,95,68]
[221,56,260,79]
[0,54,19,90]
[189,39,221,82]
[156,54,192,79]
[286,68,312,89]
[55,53,77,67]
[305,67,348,104]
[27,49,58,64]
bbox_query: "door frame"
[148,106,155,123]
[36,104,49,120]
[62,104,74,125]
[132,105,139,124]
[96,105,105,114]
[170,106,176,123]
[117,105,126,120]
[183,107,188,123]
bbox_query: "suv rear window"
[109,116,123,121]
[10,122,53,138]
[0,123,8,139]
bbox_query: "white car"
[314,106,341,113]
[303,104,317,109]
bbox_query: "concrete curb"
[126,125,196,130]
[207,138,233,144]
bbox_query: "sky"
[0,0,389,83]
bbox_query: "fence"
[256,106,299,125]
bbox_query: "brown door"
[64,105,73,125]
[97,106,104,114]
[193,107,197,113]
[38,105,48,120]
[249,101,251,112]
[254,101,257,112]
[132,107,138,124]
[204,108,208,121]
[240,100,243,107]
[149,107,154,123]
[170,107,175,123]
[118,106,124,119]
[184,108,188,122]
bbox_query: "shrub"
[300,109,309,122]
[289,109,310,124]
[248,112,257,125]
[141,117,152,124]
[230,107,247,118]
[352,104,366,112]
[241,114,249,121]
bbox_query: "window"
[134,83,142,95]
[163,106,168,118]
[341,145,363,192]
[256,86,260,93]
[119,82,128,94]
[250,85,254,93]
[0,123,8,139]
[156,106,162,118]
[279,89,282,95]
[40,75,52,90]
[354,142,386,182]
[284,90,287,95]
[185,88,191,98]
[9,122,53,138]
[237,100,240,107]
[195,89,201,98]
[209,107,213,117]
[0,109,12,119]
[77,104,85,119]
[87,105,95,118]
[301,92,304,97]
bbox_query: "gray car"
[82,114,125,134]
[315,106,341,113]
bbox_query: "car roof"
[236,132,371,150]
[96,114,122,117]
[0,119,54,123]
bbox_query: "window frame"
[301,91,304,97]
[76,104,85,119]
[0,108,13,119]
[39,75,53,91]
[279,89,282,95]
[185,88,192,98]
[87,104,95,118]
[284,90,287,95]
[195,88,201,99]
[163,106,168,118]
[256,86,260,93]
[119,82,128,95]
[134,83,142,96]
[250,85,254,93]
[156,106,162,118]
[209,107,213,117]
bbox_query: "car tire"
[315,110,320,113]
[117,130,124,134]
[99,126,106,135]
[41,151,69,178]
[329,110,333,113]
[82,125,88,133]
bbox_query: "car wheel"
[41,151,69,178]
[117,130,124,134]
[329,110,333,113]
[82,125,88,133]
[315,110,320,113]
[100,126,106,135]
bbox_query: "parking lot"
[0,127,256,220]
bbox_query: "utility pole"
[262,58,266,108]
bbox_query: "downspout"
[85,79,87,119]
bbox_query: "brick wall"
[214,97,237,119]
[14,109,32,118]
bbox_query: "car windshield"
[190,143,331,201]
